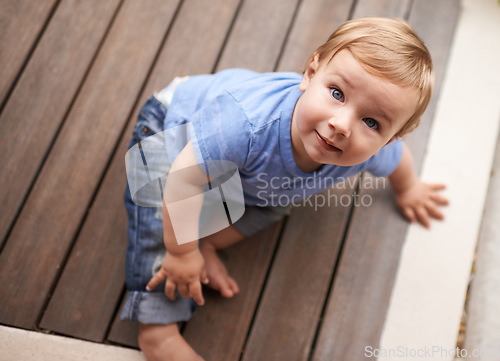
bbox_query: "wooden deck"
[0,0,459,360]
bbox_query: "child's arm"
[146,141,209,306]
[388,142,448,228]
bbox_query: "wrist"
[390,174,419,195]
[167,245,200,258]
[388,142,419,195]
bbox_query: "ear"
[299,53,320,92]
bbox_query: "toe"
[220,280,234,298]
[228,277,240,295]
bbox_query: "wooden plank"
[311,1,460,360]
[402,0,462,170]
[236,2,354,360]
[0,0,180,330]
[0,0,121,247]
[241,185,356,361]
[216,0,300,72]
[278,0,353,72]
[351,0,413,19]
[104,0,243,346]
[0,0,57,108]
[37,128,130,342]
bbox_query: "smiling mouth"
[315,131,341,152]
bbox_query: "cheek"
[295,95,322,130]
[350,130,385,156]
[293,99,309,132]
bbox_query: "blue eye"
[364,118,379,130]
[331,88,344,101]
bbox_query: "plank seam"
[273,0,305,71]
[404,0,416,20]
[347,0,359,20]
[0,0,61,113]
[307,177,361,361]
[236,219,289,361]
[102,285,127,345]
[212,0,246,73]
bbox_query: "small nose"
[328,116,351,139]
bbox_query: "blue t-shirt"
[164,69,403,207]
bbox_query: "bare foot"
[200,242,240,298]
[138,323,204,361]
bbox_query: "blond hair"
[309,17,433,137]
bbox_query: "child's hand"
[146,249,209,306]
[394,180,448,228]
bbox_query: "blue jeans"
[121,95,290,324]
[121,96,197,324]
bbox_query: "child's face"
[291,49,418,173]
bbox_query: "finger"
[415,207,430,228]
[430,193,449,206]
[189,281,205,306]
[178,283,190,299]
[164,278,177,301]
[402,207,416,223]
[426,202,445,220]
[429,183,446,191]
[200,268,209,285]
[146,271,166,292]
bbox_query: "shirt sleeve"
[363,139,404,177]
[189,91,252,176]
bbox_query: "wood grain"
[0,0,180,329]
[216,0,301,72]
[0,0,120,247]
[0,0,58,107]
[277,0,353,73]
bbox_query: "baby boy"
[122,17,448,361]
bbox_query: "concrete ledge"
[0,326,145,361]
[379,0,500,360]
